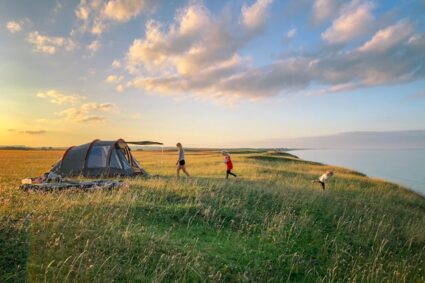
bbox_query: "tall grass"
[0,150,424,282]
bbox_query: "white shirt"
[319,172,333,182]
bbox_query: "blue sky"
[0,0,424,147]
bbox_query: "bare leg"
[312,180,325,190]
[176,167,181,178]
[182,166,190,177]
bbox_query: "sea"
[291,149,425,196]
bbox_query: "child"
[222,151,237,179]
[312,171,334,190]
[176,142,190,178]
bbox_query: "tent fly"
[51,139,162,178]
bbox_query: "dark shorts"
[179,160,185,166]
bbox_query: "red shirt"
[225,156,233,170]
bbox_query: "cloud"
[312,0,341,23]
[126,4,212,73]
[87,40,101,53]
[75,0,152,35]
[75,0,91,21]
[112,59,121,68]
[125,1,273,96]
[116,84,125,92]
[106,75,117,83]
[57,102,116,123]
[322,1,374,44]
[105,75,125,92]
[241,0,273,32]
[118,2,423,100]
[6,21,23,33]
[65,39,78,51]
[287,27,297,39]
[27,31,77,54]
[81,102,115,111]
[358,20,414,53]
[8,129,47,135]
[105,75,123,83]
[222,23,424,96]
[224,20,424,96]
[103,0,148,22]
[36,90,85,105]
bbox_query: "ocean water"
[291,149,425,196]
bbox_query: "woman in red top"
[222,151,237,179]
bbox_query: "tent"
[51,139,162,177]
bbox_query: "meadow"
[0,149,424,282]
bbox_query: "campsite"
[1,148,424,282]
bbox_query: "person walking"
[176,142,190,178]
[223,151,237,179]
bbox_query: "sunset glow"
[1,0,424,147]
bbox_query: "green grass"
[0,150,424,282]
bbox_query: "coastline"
[291,148,425,197]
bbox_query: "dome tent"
[51,139,162,177]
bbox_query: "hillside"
[0,150,424,282]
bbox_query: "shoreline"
[291,148,425,197]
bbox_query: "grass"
[0,149,424,282]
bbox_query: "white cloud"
[116,84,125,92]
[27,31,76,54]
[57,102,116,123]
[125,0,274,97]
[287,27,297,39]
[112,59,121,68]
[218,20,425,97]
[103,0,148,22]
[91,20,105,35]
[65,39,78,51]
[36,90,86,105]
[118,1,424,100]
[6,21,23,33]
[312,0,341,23]
[105,75,123,83]
[322,1,374,44]
[87,40,101,53]
[126,4,212,72]
[242,0,273,31]
[75,0,152,35]
[75,0,92,20]
[106,75,118,83]
[358,20,414,53]
[105,75,125,92]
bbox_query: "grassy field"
[0,149,424,282]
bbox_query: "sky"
[0,0,424,148]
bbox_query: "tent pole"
[161,145,164,173]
